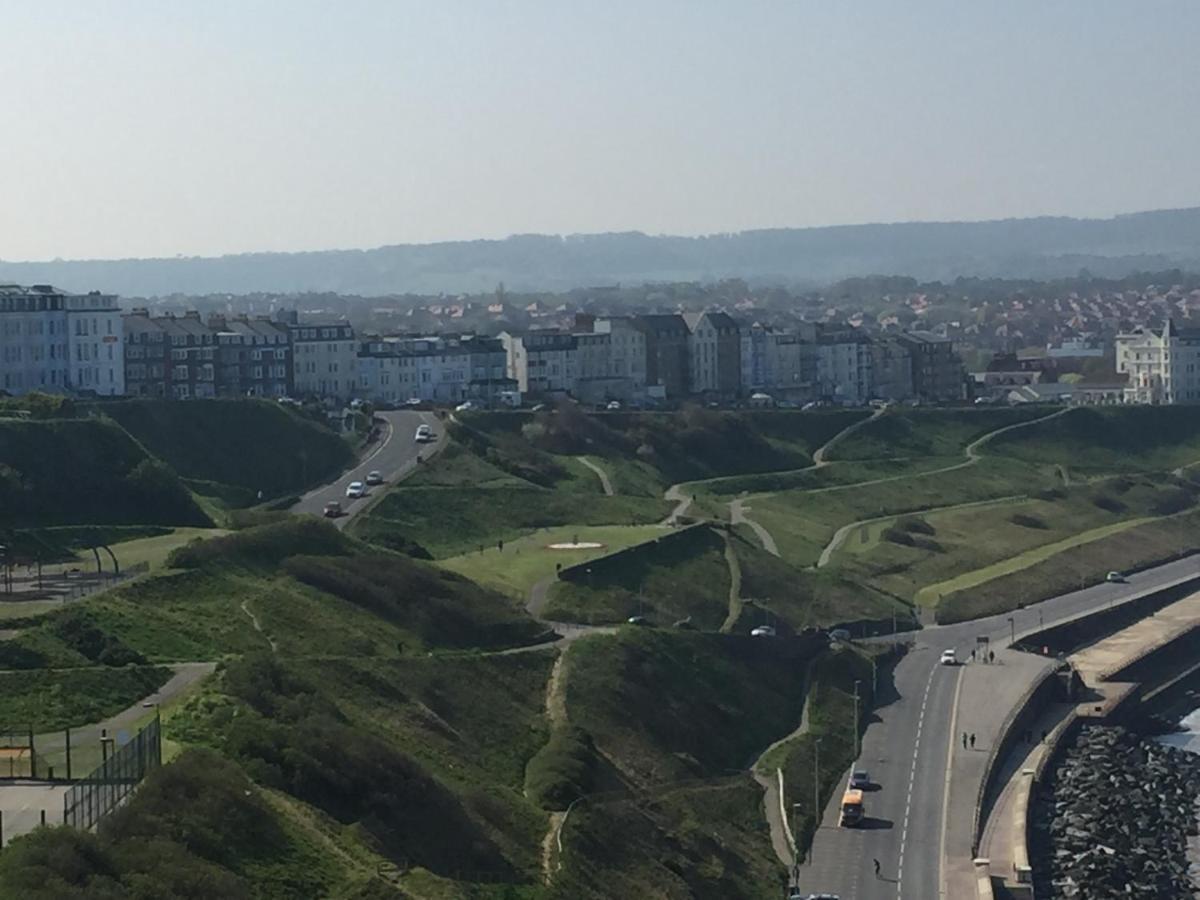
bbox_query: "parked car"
[750,625,777,638]
[1106,570,1126,583]
[415,424,434,442]
[828,628,852,642]
[322,501,342,518]
[606,400,621,410]
[626,615,648,626]
[455,400,477,412]
[345,481,365,499]
[848,769,871,790]
[940,648,958,666]
[365,470,383,486]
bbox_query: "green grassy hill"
[94,399,354,504]
[987,405,1200,474]
[828,406,1051,460]
[0,418,208,528]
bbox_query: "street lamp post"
[1007,616,1015,646]
[852,680,861,760]
[813,736,823,834]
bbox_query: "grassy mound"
[566,629,815,786]
[172,652,552,884]
[544,526,731,628]
[167,518,353,569]
[95,399,354,501]
[0,419,207,528]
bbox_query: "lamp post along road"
[852,680,861,761]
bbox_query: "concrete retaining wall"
[557,523,712,583]
[1015,576,1200,657]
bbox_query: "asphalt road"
[800,554,1200,899]
[290,410,440,528]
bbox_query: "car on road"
[838,789,865,827]
[345,481,365,499]
[455,400,477,412]
[940,648,958,666]
[365,470,384,486]
[606,400,621,410]
[626,615,648,626]
[789,893,838,900]
[415,424,435,442]
[828,628,851,642]
[1106,570,1126,583]
[750,625,777,638]
[322,500,342,518]
[848,769,871,790]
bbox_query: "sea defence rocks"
[1032,725,1200,898]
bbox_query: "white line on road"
[897,662,938,899]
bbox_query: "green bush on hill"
[95,399,354,500]
[0,748,366,900]
[0,666,170,731]
[0,419,207,528]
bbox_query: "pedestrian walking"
[962,732,968,749]
[989,650,995,664]
[970,733,976,749]
[873,858,881,878]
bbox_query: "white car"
[455,401,477,412]
[415,424,434,443]
[606,400,621,410]
[365,470,383,486]
[1106,570,1125,583]
[345,481,365,499]
[750,625,777,638]
[940,648,957,666]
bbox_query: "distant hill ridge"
[3,206,1199,296]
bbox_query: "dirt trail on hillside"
[577,457,614,496]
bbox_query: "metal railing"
[63,715,161,831]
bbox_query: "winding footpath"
[576,456,615,496]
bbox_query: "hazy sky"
[3,1,1198,261]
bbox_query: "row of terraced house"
[0,284,965,406]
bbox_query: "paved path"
[798,554,1200,900]
[576,457,614,496]
[291,410,441,528]
[661,484,693,525]
[0,782,69,843]
[729,497,780,556]
[811,404,890,466]
[720,534,743,633]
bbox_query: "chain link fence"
[63,715,161,830]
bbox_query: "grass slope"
[543,527,732,628]
[96,399,354,501]
[987,405,1200,474]
[0,419,207,528]
[0,666,170,731]
[828,406,1051,461]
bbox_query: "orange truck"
[838,788,865,827]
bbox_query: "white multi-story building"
[358,334,514,405]
[684,312,741,398]
[290,322,357,401]
[0,284,124,396]
[499,330,577,395]
[1117,320,1200,404]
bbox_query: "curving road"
[799,553,1200,899]
[291,410,440,528]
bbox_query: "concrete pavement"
[290,409,440,528]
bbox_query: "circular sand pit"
[546,542,606,550]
